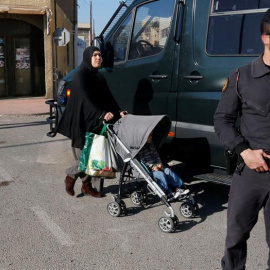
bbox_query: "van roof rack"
[99,0,134,38]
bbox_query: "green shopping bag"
[78,125,115,178]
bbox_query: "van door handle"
[184,75,204,80]
[149,75,168,79]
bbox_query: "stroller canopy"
[113,114,171,159]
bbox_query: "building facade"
[0,0,77,99]
[78,22,91,47]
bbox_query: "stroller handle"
[103,121,132,162]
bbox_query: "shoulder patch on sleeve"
[222,78,229,92]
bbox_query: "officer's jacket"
[214,55,270,155]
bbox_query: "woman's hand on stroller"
[104,112,114,122]
[120,110,128,118]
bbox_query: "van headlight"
[57,95,67,106]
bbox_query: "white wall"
[76,37,86,67]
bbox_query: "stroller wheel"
[130,191,141,205]
[179,202,195,218]
[158,216,175,233]
[130,191,147,205]
[107,202,121,217]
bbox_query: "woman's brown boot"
[65,176,77,196]
[81,180,102,197]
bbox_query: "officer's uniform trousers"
[221,166,270,270]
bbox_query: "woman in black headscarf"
[57,46,126,197]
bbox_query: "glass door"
[14,38,31,95]
[0,37,6,96]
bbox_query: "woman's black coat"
[56,46,120,149]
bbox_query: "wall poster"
[15,47,30,69]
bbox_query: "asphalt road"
[0,115,268,270]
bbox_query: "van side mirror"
[101,41,114,69]
[91,37,102,48]
[174,1,185,44]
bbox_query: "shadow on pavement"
[100,178,230,233]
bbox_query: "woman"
[57,46,126,197]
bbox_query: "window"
[161,27,170,38]
[212,0,270,12]
[213,0,256,12]
[129,0,174,60]
[112,14,132,62]
[102,0,133,38]
[207,0,268,55]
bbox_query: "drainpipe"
[53,0,58,98]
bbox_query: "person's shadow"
[132,78,154,115]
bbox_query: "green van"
[47,0,270,185]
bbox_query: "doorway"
[0,19,45,97]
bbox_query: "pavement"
[0,97,50,115]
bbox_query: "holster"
[224,149,238,175]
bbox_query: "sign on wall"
[53,28,70,46]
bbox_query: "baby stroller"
[106,114,198,233]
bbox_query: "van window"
[207,1,267,55]
[112,13,132,62]
[128,0,174,60]
[212,0,270,12]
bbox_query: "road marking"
[32,206,74,247]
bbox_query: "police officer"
[214,8,270,270]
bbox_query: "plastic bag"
[78,125,115,178]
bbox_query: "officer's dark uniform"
[214,55,270,270]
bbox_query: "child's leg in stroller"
[163,168,182,188]
[163,168,190,199]
[153,171,172,194]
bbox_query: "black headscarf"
[56,46,121,149]
[81,46,100,73]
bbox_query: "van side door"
[176,0,267,167]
